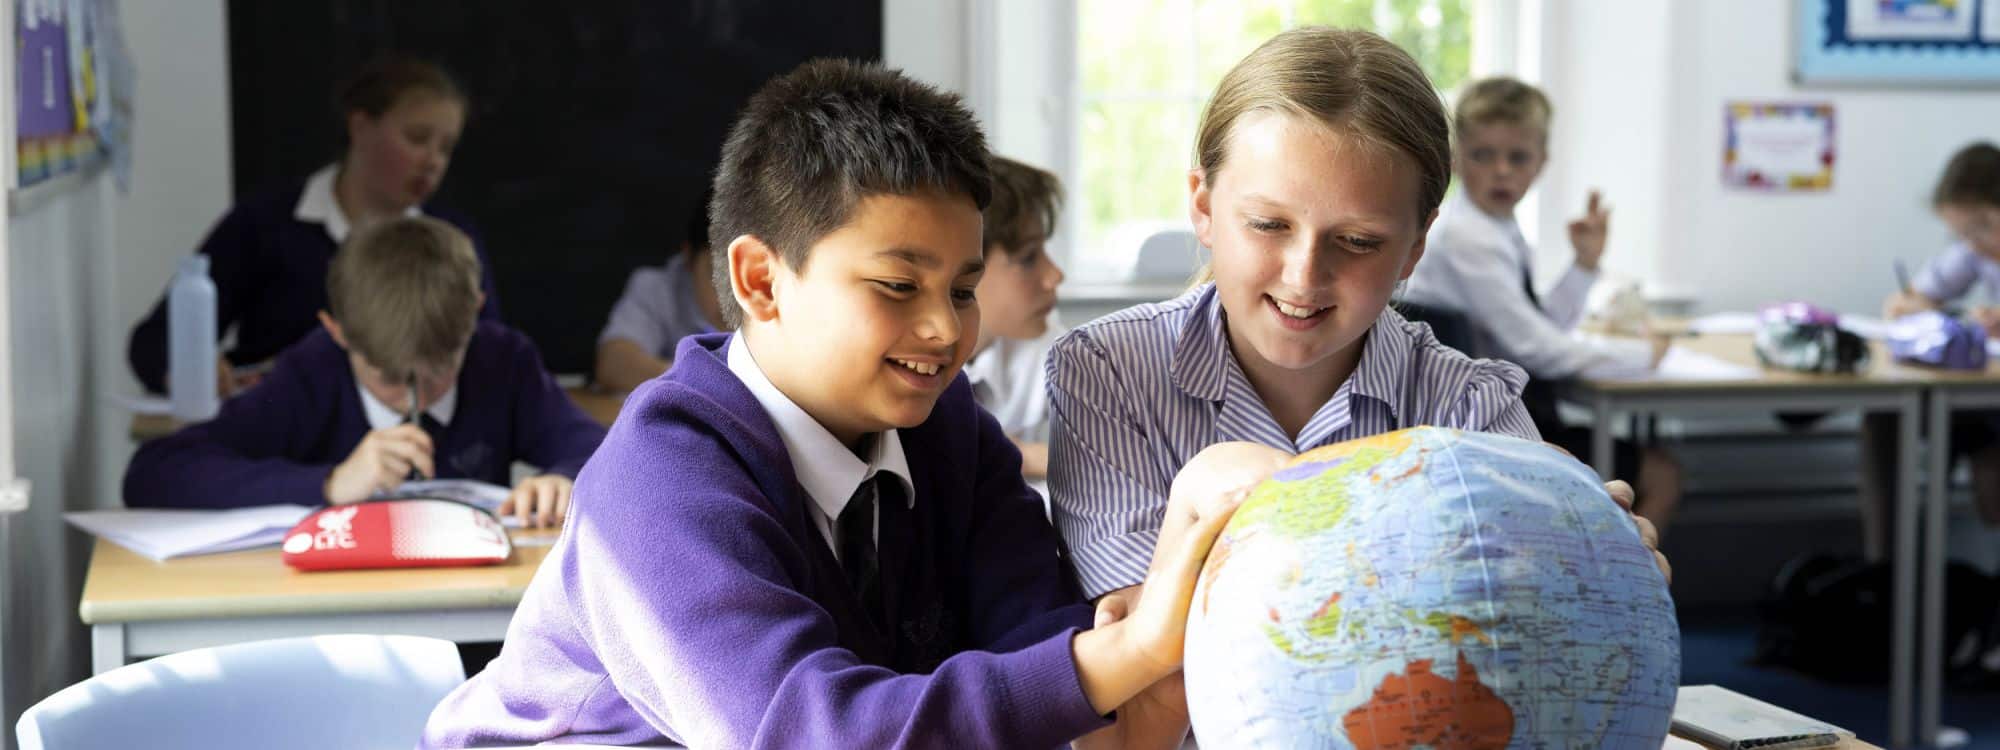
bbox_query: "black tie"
[1512,227,1545,314]
[839,474,892,624]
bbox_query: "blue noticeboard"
[1796,0,2000,84]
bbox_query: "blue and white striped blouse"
[1045,283,1540,598]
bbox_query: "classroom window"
[1072,0,1476,280]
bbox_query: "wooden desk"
[79,529,559,675]
[1573,333,1933,749]
[130,385,629,441]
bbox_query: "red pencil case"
[281,498,512,571]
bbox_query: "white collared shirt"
[1402,189,1651,380]
[963,325,1060,443]
[726,334,915,561]
[294,163,425,244]
[358,382,460,432]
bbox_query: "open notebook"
[1671,685,1852,749]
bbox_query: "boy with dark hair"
[124,216,603,528]
[421,59,1237,748]
[967,156,1066,478]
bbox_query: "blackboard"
[227,0,882,374]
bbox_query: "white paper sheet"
[1686,312,1760,336]
[1593,346,1761,382]
[65,505,315,561]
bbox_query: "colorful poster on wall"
[1796,0,2000,83]
[13,0,119,190]
[1723,102,1835,192]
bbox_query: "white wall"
[1537,0,2000,317]
[113,0,233,376]
[1,1,231,741]
[883,0,968,97]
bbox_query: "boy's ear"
[1400,207,1440,281]
[317,310,349,349]
[726,234,784,324]
[1188,168,1216,250]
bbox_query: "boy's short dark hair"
[1934,142,2000,210]
[984,156,1062,259]
[708,59,993,326]
[327,216,482,380]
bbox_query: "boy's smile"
[739,190,986,449]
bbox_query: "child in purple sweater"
[419,59,1247,749]
[123,217,602,527]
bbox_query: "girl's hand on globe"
[1071,442,1285,717]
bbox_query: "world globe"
[1184,427,1679,749]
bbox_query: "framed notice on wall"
[1723,102,1835,192]
[1795,0,2000,84]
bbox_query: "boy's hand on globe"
[1606,479,1671,583]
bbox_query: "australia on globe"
[1185,427,1679,749]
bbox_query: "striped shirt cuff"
[1069,527,1160,600]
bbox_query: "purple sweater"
[123,322,604,509]
[420,332,1109,748]
[125,177,503,394]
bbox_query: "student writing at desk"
[126,56,502,397]
[123,217,602,528]
[1864,142,2000,557]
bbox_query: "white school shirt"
[726,334,914,560]
[1402,189,1652,380]
[964,326,1060,443]
[1911,241,2000,305]
[294,163,423,244]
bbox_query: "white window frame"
[968,0,1541,288]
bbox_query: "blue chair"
[17,634,465,750]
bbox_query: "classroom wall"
[4,175,120,750]
[113,0,233,386]
[1,1,233,742]
[1535,0,2000,318]
[883,0,967,97]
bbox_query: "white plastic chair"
[1131,228,1208,282]
[17,634,466,750]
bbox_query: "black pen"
[404,371,423,482]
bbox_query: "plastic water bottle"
[168,254,219,421]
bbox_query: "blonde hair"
[1452,76,1552,143]
[1198,28,1450,221]
[326,216,483,380]
[1190,28,1451,285]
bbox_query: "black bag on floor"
[1755,554,1998,684]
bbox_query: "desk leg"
[1591,393,1615,480]
[1921,390,1947,747]
[92,623,126,675]
[1890,392,1922,750]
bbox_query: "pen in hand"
[1894,259,1913,295]
[404,371,424,482]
